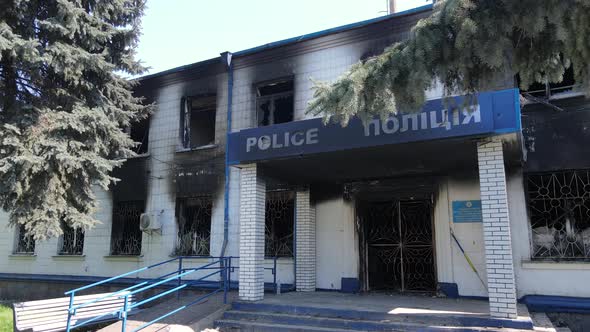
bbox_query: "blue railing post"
[177,257,183,300]
[121,294,129,332]
[273,257,278,293]
[228,257,232,289]
[65,292,75,332]
[223,257,228,304]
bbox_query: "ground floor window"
[265,190,295,257]
[58,223,84,255]
[175,196,212,256]
[110,200,144,256]
[14,224,35,254]
[526,170,590,260]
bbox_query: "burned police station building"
[1,3,590,321]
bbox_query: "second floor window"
[58,223,84,255]
[181,96,216,149]
[257,79,294,127]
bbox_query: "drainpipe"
[220,51,233,258]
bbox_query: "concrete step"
[215,319,393,332]
[219,310,494,331]
[229,301,534,330]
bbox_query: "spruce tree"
[308,0,590,124]
[0,0,151,240]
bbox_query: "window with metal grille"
[265,190,295,257]
[14,224,35,254]
[110,200,144,256]
[58,223,84,255]
[175,196,212,256]
[525,170,590,260]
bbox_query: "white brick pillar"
[477,140,518,319]
[238,164,266,301]
[295,188,316,292]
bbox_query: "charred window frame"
[110,200,144,256]
[518,64,577,99]
[180,96,216,149]
[58,223,84,255]
[525,170,590,261]
[174,196,212,256]
[14,224,35,255]
[256,79,294,127]
[125,117,150,155]
[265,190,295,257]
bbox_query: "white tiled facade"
[1,7,589,320]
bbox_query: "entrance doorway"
[359,199,436,292]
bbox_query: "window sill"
[521,260,590,270]
[9,254,36,260]
[176,144,218,153]
[104,255,144,262]
[52,255,85,261]
[126,153,150,159]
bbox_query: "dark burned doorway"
[359,199,436,293]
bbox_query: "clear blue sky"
[137,0,431,75]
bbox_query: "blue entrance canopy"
[228,88,521,165]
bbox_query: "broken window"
[58,223,84,255]
[180,96,216,149]
[110,200,144,256]
[126,117,150,155]
[256,79,294,127]
[14,224,35,254]
[265,190,295,257]
[526,170,590,260]
[174,196,212,256]
[518,65,576,99]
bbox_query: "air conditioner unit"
[139,213,161,233]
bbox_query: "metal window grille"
[14,224,35,254]
[110,200,143,256]
[58,224,84,255]
[175,196,212,256]
[526,170,590,260]
[265,190,295,257]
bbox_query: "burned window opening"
[58,223,84,255]
[265,190,295,257]
[526,170,590,260]
[518,65,577,99]
[257,80,294,127]
[174,196,212,256]
[14,224,35,254]
[127,117,150,155]
[110,200,144,256]
[181,96,216,149]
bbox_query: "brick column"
[238,164,266,301]
[477,140,518,319]
[295,188,316,292]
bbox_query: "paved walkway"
[99,291,234,332]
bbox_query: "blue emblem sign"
[227,88,520,164]
[452,200,483,223]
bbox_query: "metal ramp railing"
[64,256,231,332]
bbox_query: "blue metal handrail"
[65,256,231,332]
[64,256,282,332]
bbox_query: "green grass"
[0,304,12,332]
